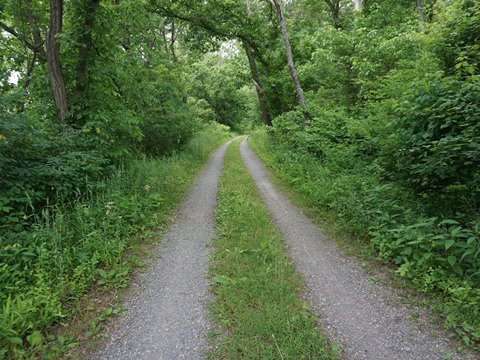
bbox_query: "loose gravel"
[240,138,464,360]
[94,138,236,360]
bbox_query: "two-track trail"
[239,138,463,360]
[92,137,471,360]
[95,138,237,360]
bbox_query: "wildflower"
[105,201,114,215]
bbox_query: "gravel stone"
[94,138,236,360]
[240,138,465,360]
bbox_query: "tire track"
[95,138,237,360]
[240,138,463,360]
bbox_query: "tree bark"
[244,0,272,126]
[170,20,178,63]
[324,0,341,29]
[75,0,100,98]
[416,0,425,30]
[23,50,37,89]
[46,0,68,125]
[269,0,309,123]
[243,41,272,126]
[24,0,47,63]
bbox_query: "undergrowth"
[208,138,338,359]
[0,123,231,359]
[249,129,480,348]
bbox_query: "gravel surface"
[94,138,236,360]
[240,138,464,360]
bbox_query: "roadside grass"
[248,129,480,351]
[208,139,338,360]
[0,124,231,359]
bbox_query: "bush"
[0,118,109,232]
[389,73,480,213]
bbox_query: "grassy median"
[208,138,338,359]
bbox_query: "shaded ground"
[240,138,469,360]
[94,138,236,360]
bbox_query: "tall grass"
[0,124,231,358]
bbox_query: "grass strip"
[209,139,338,359]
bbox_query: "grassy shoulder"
[0,124,231,359]
[208,138,338,359]
[248,129,480,350]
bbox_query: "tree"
[268,0,309,122]
[74,0,101,99]
[46,0,68,124]
[244,0,272,126]
[324,0,342,29]
[416,0,425,31]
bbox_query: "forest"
[0,0,479,358]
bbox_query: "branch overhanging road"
[239,138,463,360]
[95,137,238,360]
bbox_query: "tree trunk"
[269,0,309,123]
[243,41,272,126]
[170,20,178,63]
[23,50,37,89]
[245,0,272,126]
[24,0,47,63]
[46,0,68,125]
[416,0,425,30]
[324,0,341,29]
[75,0,100,98]
[428,0,436,22]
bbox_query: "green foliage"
[0,125,230,358]
[188,52,254,131]
[0,112,109,232]
[388,73,480,211]
[250,128,480,345]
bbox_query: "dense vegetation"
[1,0,479,357]
[248,0,480,346]
[0,0,239,356]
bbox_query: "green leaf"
[213,275,230,285]
[447,255,457,267]
[444,239,455,250]
[439,219,460,226]
[27,331,43,347]
[8,337,23,346]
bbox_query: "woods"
[1,0,479,357]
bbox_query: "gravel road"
[240,138,463,360]
[94,138,236,360]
